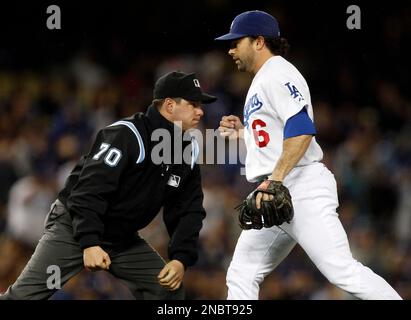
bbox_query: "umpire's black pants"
[0,200,184,300]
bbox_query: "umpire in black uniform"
[0,71,217,300]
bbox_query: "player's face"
[171,99,204,131]
[228,37,256,72]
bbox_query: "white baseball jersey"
[243,56,323,182]
[229,57,401,302]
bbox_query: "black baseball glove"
[235,180,294,230]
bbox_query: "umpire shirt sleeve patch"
[109,121,145,163]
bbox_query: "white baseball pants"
[227,163,402,300]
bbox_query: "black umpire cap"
[153,71,217,104]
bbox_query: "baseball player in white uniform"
[216,10,402,300]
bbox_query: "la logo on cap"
[193,79,201,88]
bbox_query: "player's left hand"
[157,259,185,291]
[255,191,274,210]
[235,180,294,230]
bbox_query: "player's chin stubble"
[237,62,247,72]
[236,56,251,72]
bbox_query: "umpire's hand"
[157,260,185,291]
[83,246,111,271]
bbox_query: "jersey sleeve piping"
[108,120,145,163]
[190,137,200,169]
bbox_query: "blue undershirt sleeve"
[283,107,316,139]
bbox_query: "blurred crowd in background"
[0,1,410,299]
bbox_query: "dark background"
[1,1,410,99]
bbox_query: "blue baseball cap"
[215,10,280,41]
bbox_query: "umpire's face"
[168,98,204,131]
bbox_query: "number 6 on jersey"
[252,119,270,148]
[92,142,122,167]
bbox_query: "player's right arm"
[218,115,244,139]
